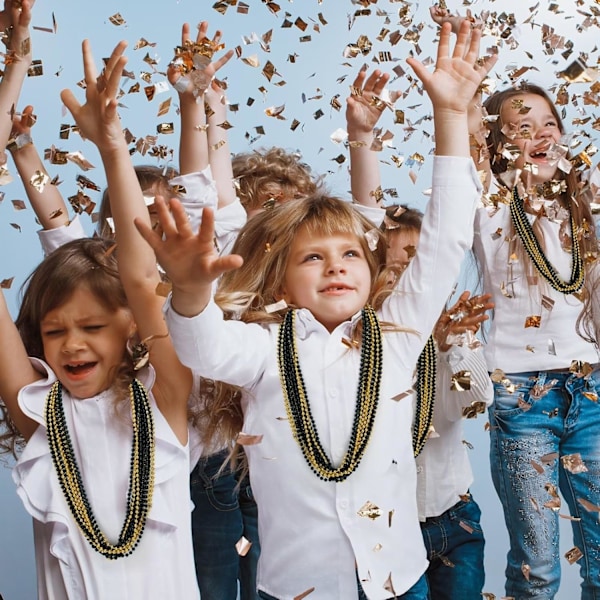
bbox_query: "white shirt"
[36,167,247,259]
[13,360,200,600]
[416,344,493,520]
[473,182,598,372]
[165,156,481,600]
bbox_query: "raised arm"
[60,40,192,441]
[0,0,32,155]
[8,105,71,230]
[0,290,39,441]
[346,67,398,208]
[407,21,497,157]
[168,21,233,177]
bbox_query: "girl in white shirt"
[0,40,200,600]
[138,22,494,600]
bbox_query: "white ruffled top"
[13,359,200,600]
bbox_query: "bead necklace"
[510,187,584,294]
[413,336,437,457]
[45,379,155,559]
[277,306,382,482]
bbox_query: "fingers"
[59,89,81,118]
[181,22,191,44]
[81,39,99,88]
[196,20,209,42]
[213,48,234,72]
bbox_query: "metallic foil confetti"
[521,563,531,581]
[383,573,396,596]
[357,501,381,520]
[459,521,474,534]
[561,453,588,474]
[265,299,287,314]
[565,547,583,564]
[452,371,472,393]
[364,228,379,251]
[30,170,49,193]
[235,536,252,557]
[236,433,264,446]
[530,460,544,475]
[0,277,14,289]
[577,498,600,513]
[540,452,559,465]
[108,13,126,26]
[293,588,315,600]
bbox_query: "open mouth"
[321,285,352,293]
[64,362,96,376]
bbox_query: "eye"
[302,253,322,262]
[42,329,63,337]
[519,123,531,131]
[84,324,105,332]
[344,249,362,258]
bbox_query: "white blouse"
[13,360,200,600]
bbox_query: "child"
[475,82,600,600]
[382,204,493,600]
[166,22,259,600]
[138,22,494,600]
[0,40,200,599]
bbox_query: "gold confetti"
[108,12,126,26]
[521,563,531,581]
[577,498,600,513]
[530,460,544,475]
[561,453,588,474]
[524,315,541,329]
[29,170,49,193]
[293,588,315,600]
[357,501,381,520]
[451,370,472,392]
[156,123,175,134]
[236,433,264,446]
[565,547,583,564]
[383,573,396,596]
[265,299,287,314]
[157,97,171,117]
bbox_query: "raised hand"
[407,21,496,118]
[10,103,34,138]
[346,67,399,135]
[136,198,243,317]
[60,40,128,154]
[0,0,32,60]
[434,291,494,351]
[168,21,234,100]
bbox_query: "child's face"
[40,287,134,399]
[278,226,372,333]
[500,92,562,186]
[386,228,420,269]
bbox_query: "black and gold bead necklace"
[277,306,382,482]
[510,187,584,294]
[413,336,437,457]
[45,378,155,559]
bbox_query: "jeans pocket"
[450,499,483,535]
[491,373,538,419]
[204,471,240,512]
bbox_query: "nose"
[326,258,346,275]
[535,125,553,140]
[62,331,85,353]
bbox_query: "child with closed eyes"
[0,40,200,599]
[138,22,494,600]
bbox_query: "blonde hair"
[199,195,395,451]
[232,147,321,214]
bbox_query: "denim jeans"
[257,573,428,600]
[190,448,260,600]
[489,369,600,600]
[420,495,485,600]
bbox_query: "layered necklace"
[510,187,584,294]
[413,336,436,458]
[277,306,382,482]
[45,378,155,559]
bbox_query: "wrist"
[7,132,32,153]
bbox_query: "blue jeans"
[420,495,485,600]
[489,369,600,600]
[257,573,428,600]
[190,448,260,600]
